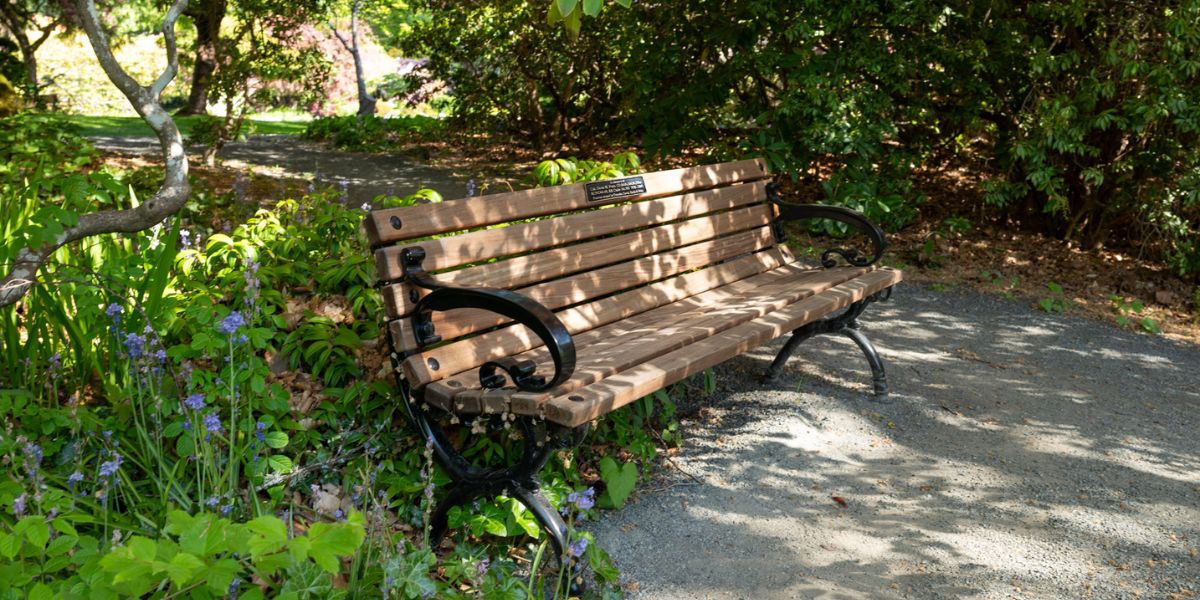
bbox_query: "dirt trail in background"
[590,285,1199,599]
[89,134,470,203]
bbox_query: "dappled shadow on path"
[89,135,469,203]
[591,287,1200,599]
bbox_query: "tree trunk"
[178,0,226,115]
[333,0,375,117]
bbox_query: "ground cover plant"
[0,115,686,597]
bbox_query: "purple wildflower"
[334,509,344,520]
[12,494,26,517]
[360,202,372,211]
[206,496,220,508]
[68,471,84,487]
[105,303,122,321]
[102,430,112,438]
[184,393,206,410]
[182,420,192,431]
[24,442,43,466]
[227,577,241,599]
[179,229,192,249]
[154,349,167,364]
[465,179,478,197]
[48,353,61,376]
[566,537,588,558]
[475,557,490,579]
[255,421,266,441]
[569,487,596,511]
[123,333,145,359]
[220,504,232,516]
[99,453,122,478]
[217,311,245,335]
[203,412,223,434]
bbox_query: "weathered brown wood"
[380,203,775,318]
[374,180,769,282]
[397,247,796,379]
[389,226,777,350]
[412,253,813,394]
[542,268,904,427]
[365,159,770,246]
[420,264,873,412]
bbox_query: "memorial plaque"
[584,176,647,203]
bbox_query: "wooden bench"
[365,159,902,567]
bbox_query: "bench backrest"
[367,159,789,382]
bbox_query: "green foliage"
[1037,281,1069,313]
[533,152,641,186]
[303,114,445,151]
[1110,296,1161,334]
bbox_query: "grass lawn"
[63,114,310,137]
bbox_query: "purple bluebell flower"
[12,494,26,517]
[105,303,122,321]
[465,179,478,197]
[179,229,192,249]
[102,430,113,438]
[48,353,61,376]
[203,412,223,434]
[24,443,43,466]
[154,349,167,364]
[184,393,206,410]
[475,557,490,578]
[123,333,145,359]
[220,504,232,516]
[206,496,220,508]
[227,577,241,599]
[569,487,596,511]
[566,537,588,557]
[360,202,372,211]
[99,453,122,478]
[182,420,191,431]
[68,471,84,488]
[217,311,245,336]
[255,421,266,442]
[334,509,344,520]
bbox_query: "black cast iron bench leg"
[761,291,891,401]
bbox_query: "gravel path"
[89,135,469,202]
[590,285,1199,599]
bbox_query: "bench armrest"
[768,182,888,268]
[403,248,576,393]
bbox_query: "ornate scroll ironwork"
[766,182,889,268]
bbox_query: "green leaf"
[0,532,19,559]
[205,558,242,595]
[28,582,54,600]
[247,516,288,558]
[306,519,365,573]
[263,431,289,449]
[268,455,293,473]
[614,0,632,7]
[18,516,50,550]
[128,536,157,562]
[166,553,206,588]
[582,0,602,16]
[556,0,578,18]
[598,457,637,508]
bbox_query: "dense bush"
[303,114,445,151]
[401,0,1200,274]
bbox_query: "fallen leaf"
[832,496,848,508]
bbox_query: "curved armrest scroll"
[769,183,888,268]
[413,287,576,393]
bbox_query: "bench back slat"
[387,226,778,352]
[380,201,775,318]
[396,246,796,384]
[374,179,769,281]
[365,159,769,245]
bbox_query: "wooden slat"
[389,226,777,350]
[365,159,770,246]
[380,203,775,318]
[395,247,795,372]
[374,180,769,281]
[408,249,804,394]
[423,265,875,413]
[543,268,903,426]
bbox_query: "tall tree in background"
[0,0,190,307]
[329,0,374,116]
[177,0,226,115]
[0,0,65,102]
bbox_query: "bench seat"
[407,261,900,427]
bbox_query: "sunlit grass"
[62,114,311,137]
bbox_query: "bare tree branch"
[0,0,191,308]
